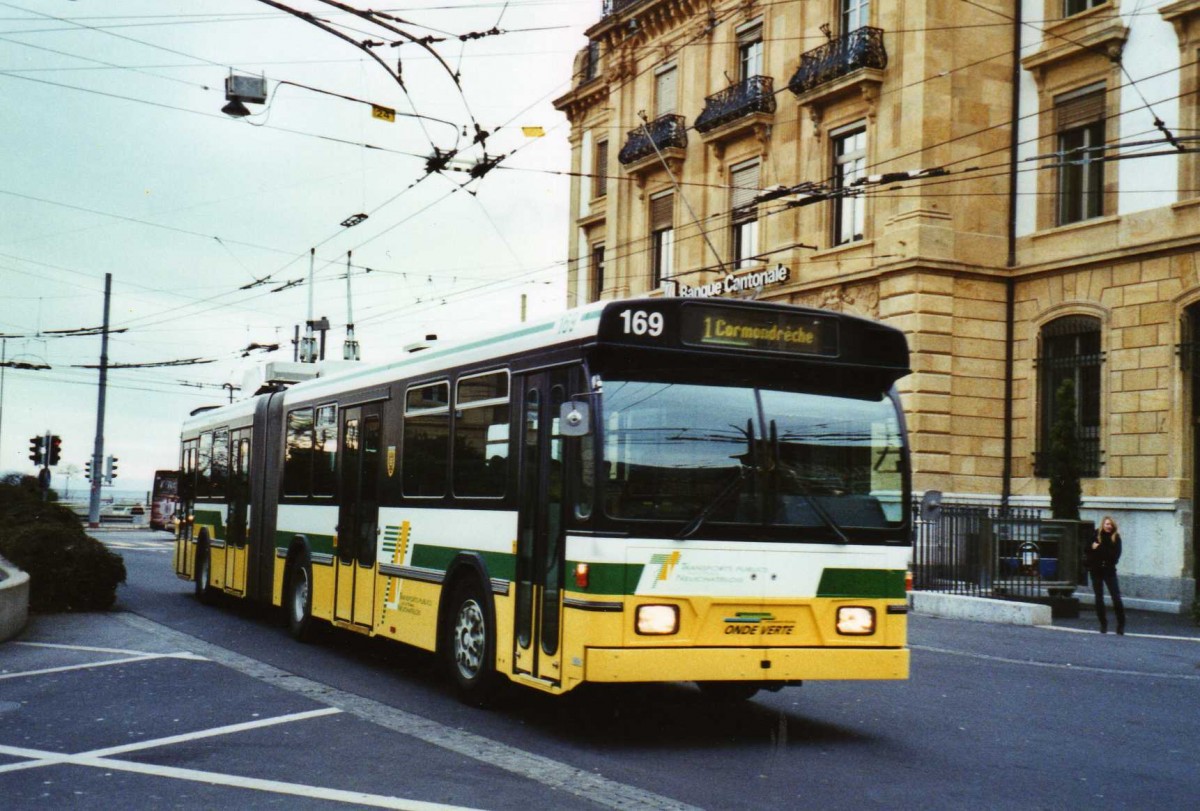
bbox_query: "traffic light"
[48,435,62,466]
[84,459,93,481]
[106,455,118,483]
[28,435,44,465]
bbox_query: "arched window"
[1037,315,1103,477]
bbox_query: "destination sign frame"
[679,304,840,357]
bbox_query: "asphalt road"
[2,529,1198,810]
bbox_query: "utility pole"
[87,273,111,528]
[343,251,360,360]
[0,338,6,466]
[300,248,316,363]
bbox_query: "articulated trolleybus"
[174,298,912,703]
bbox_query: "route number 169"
[618,309,664,337]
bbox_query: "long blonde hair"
[1098,515,1119,537]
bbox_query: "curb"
[0,554,30,641]
[909,591,1052,626]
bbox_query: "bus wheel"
[194,543,215,605]
[696,682,760,702]
[444,580,499,706]
[287,556,314,642]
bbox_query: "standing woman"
[1088,516,1126,634]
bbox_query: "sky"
[0,0,598,496]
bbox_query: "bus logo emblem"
[648,552,680,585]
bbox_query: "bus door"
[223,430,251,595]
[513,369,569,683]
[334,404,382,628]
[174,441,198,578]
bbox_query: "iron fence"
[618,114,688,165]
[911,502,1089,602]
[788,27,888,96]
[693,75,776,133]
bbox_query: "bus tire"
[696,682,760,702]
[443,578,499,706]
[194,542,215,605]
[286,554,314,642]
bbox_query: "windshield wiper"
[768,419,850,544]
[676,419,756,540]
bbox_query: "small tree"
[1048,378,1083,520]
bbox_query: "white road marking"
[0,652,207,681]
[117,612,703,811]
[86,707,342,757]
[15,641,179,656]
[912,644,1200,681]
[1038,624,1200,643]
[0,745,481,810]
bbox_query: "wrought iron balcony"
[788,27,888,97]
[602,0,648,16]
[618,114,688,166]
[693,76,777,134]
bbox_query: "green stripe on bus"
[410,545,517,581]
[194,509,226,540]
[565,560,628,594]
[274,530,335,556]
[816,569,907,599]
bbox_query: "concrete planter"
[0,554,30,641]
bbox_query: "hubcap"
[292,568,309,622]
[453,598,485,679]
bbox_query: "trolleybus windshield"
[598,378,905,540]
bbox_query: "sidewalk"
[1051,604,1200,638]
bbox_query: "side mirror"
[559,401,591,437]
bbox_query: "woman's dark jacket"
[1087,530,1122,571]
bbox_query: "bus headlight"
[836,606,876,636]
[636,604,679,635]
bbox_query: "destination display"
[679,304,839,357]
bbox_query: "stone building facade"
[553,0,1200,612]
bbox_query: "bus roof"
[181,298,908,435]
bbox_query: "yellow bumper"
[586,646,909,683]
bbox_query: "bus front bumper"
[585,646,909,683]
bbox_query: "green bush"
[0,479,125,612]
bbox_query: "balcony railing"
[788,27,887,96]
[602,0,647,16]
[618,114,688,166]
[693,76,777,134]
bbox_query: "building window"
[1037,315,1103,478]
[594,140,608,199]
[1063,0,1103,17]
[1055,84,1106,225]
[650,192,674,287]
[833,124,866,245]
[730,161,760,269]
[842,0,870,33]
[655,64,677,117]
[590,243,605,300]
[585,40,600,82]
[737,20,763,80]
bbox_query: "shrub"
[0,480,125,612]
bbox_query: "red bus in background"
[150,470,179,531]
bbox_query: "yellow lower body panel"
[586,645,909,683]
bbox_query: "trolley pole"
[87,273,112,528]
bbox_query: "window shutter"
[594,141,608,198]
[650,192,673,230]
[737,21,763,47]
[656,67,677,116]
[1055,87,1106,130]
[730,162,760,215]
